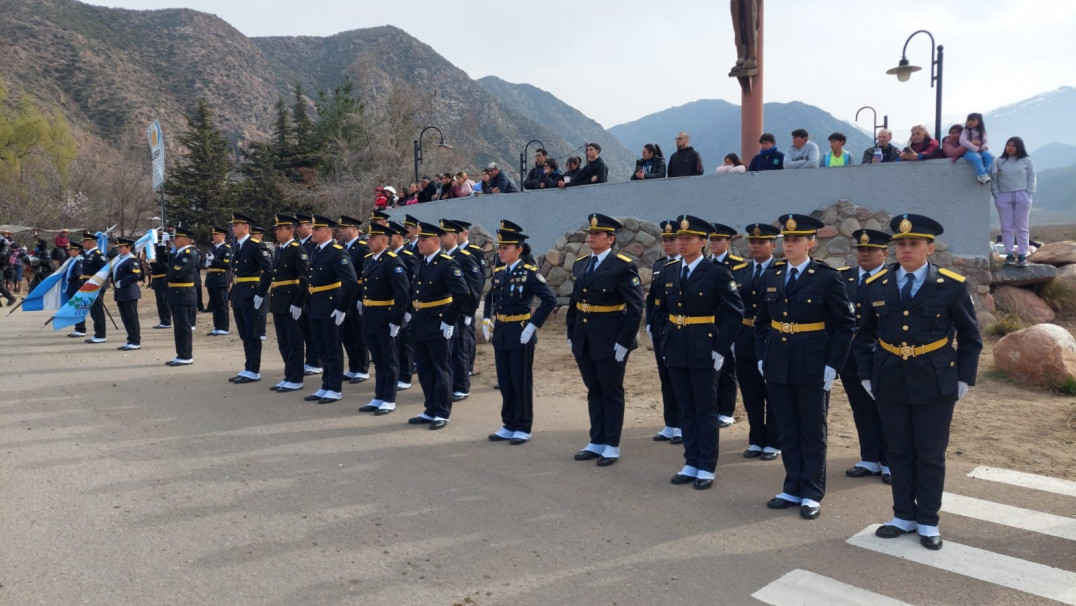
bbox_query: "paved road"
[1,309,1073,605]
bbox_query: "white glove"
[356,300,363,313]
[289,305,302,321]
[482,318,492,341]
[253,295,264,309]
[614,343,628,363]
[957,381,969,401]
[389,323,400,337]
[568,338,573,350]
[645,324,652,341]
[204,252,214,268]
[404,312,412,324]
[731,343,736,355]
[440,321,454,340]
[823,365,837,391]
[331,309,346,326]
[520,322,536,344]
[464,315,472,326]
[861,380,873,399]
[757,360,764,376]
[712,351,725,372]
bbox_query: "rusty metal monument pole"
[729,0,763,163]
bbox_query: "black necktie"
[681,265,690,282]
[786,267,799,289]
[752,263,763,289]
[901,273,915,301]
[586,255,597,275]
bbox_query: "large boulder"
[1028,241,1076,266]
[1054,264,1076,290]
[992,262,1057,286]
[994,324,1076,389]
[993,285,1055,323]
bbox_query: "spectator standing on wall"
[632,144,666,180]
[486,163,519,194]
[522,149,548,190]
[784,129,820,169]
[960,113,994,185]
[562,143,608,187]
[747,133,784,172]
[899,125,943,162]
[667,132,704,177]
[991,136,1036,267]
[715,153,746,174]
[820,133,854,167]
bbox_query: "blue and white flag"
[49,258,111,331]
[134,229,158,261]
[21,257,75,312]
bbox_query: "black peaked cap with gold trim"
[497,229,528,246]
[852,228,891,248]
[586,213,622,232]
[889,213,943,240]
[709,222,738,238]
[417,221,445,237]
[659,219,678,238]
[744,223,781,239]
[310,214,337,229]
[778,213,824,236]
[676,214,712,237]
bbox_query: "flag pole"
[4,298,25,317]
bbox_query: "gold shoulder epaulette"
[938,267,966,282]
[576,254,589,262]
[664,259,680,267]
[732,262,749,271]
[493,266,506,272]
[332,244,343,249]
[729,254,744,262]
[359,239,368,245]
[386,251,397,258]
[440,254,454,260]
[616,254,632,262]
[865,268,888,285]
[251,238,261,243]
[523,264,538,271]
[837,266,851,272]
[459,249,472,256]
[401,249,415,256]
[289,241,299,247]
[364,251,375,258]
[774,260,786,267]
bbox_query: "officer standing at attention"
[149,244,171,329]
[645,220,682,444]
[250,225,270,340]
[295,213,323,376]
[355,221,411,416]
[111,237,142,351]
[455,220,487,378]
[268,214,308,393]
[755,214,855,520]
[708,222,743,428]
[64,243,88,337]
[80,231,109,343]
[228,213,273,384]
[302,215,357,404]
[407,221,470,430]
[482,225,556,445]
[388,220,418,391]
[440,219,483,402]
[658,215,744,489]
[840,229,893,484]
[732,223,783,461]
[567,213,645,467]
[857,214,981,551]
[165,227,199,366]
[338,215,371,384]
[205,226,232,336]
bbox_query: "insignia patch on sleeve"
[631,276,641,286]
[536,273,546,283]
[453,268,462,277]
[729,282,737,292]
[262,250,270,257]
[394,266,404,274]
[340,257,349,265]
[300,253,308,260]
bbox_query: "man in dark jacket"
[562,143,608,187]
[748,133,785,172]
[522,148,547,190]
[862,128,902,164]
[667,132,704,177]
[486,163,519,193]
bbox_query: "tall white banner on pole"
[147,120,165,192]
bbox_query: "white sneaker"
[68,331,87,337]
[397,381,411,390]
[85,337,107,343]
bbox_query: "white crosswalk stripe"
[968,465,1076,497]
[752,569,914,606]
[941,492,1076,541]
[847,524,1076,605]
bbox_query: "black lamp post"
[413,126,450,185]
[519,139,545,192]
[855,106,889,146]
[887,30,944,142]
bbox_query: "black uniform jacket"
[361,250,410,328]
[166,246,200,306]
[655,258,744,367]
[410,252,470,342]
[565,251,645,360]
[269,240,309,314]
[483,262,556,351]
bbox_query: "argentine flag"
[21,257,75,312]
[50,258,112,331]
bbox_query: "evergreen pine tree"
[163,98,233,243]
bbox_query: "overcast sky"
[90,0,1075,138]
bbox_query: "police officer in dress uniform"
[440,219,483,402]
[657,215,744,489]
[228,213,273,384]
[149,244,172,329]
[645,220,683,444]
[303,215,358,404]
[388,220,419,391]
[403,214,421,254]
[407,221,470,430]
[857,214,981,551]
[250,225,270,340]
[482,226,556,444]
[338,216,371,384]
[840,229,893,484]
[80,231,109,343]
[455,220,487,377]
[64,243,88,337]
[756,214,855,520]
[267,214,309,393]
[295,213,323,375]
[205,226,232,335]
[732,223,783,461]
[165,227,199,365]
[355,221,410,415]
[111,237,142,351]
[567,213,646,467]
[709,222,743,428]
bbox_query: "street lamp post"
[855,106,889,146]
[413,126,450,185]
[519,139,545,192]
[886,30,944,142]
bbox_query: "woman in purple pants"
[991,137,1036,267]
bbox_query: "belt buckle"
[672,315,686,328]
[899,344,914,360]
[580,303,591,313]
[780,322,793,334]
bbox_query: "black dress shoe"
[373,408,393,416]
[451,393,469,402]
[670,474,694,485]
[317,397,340,405]
[760,451,779,461]
[227,376,240,383]
[509,438,528,445]
[882,473,892,485]
[717,419,733,428]
[766,497,795,510]
[349,376,369,384]
[669,436,683,445]
[920,535,943,550]
[488,433,510,442]
[573,450,600,461]
[408,416,432,425]
[846,465,882,478]
[276,386,301,393]
[694,478,713,490]
[875,524,916,539]
[428,419,448,430]
[800,504,821,520]
[358,405,379,413]
[653,434,672,442]
[744,449,762,459]
[596,456,617,467]
[303,394,323,401]
[233,376,259,384]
